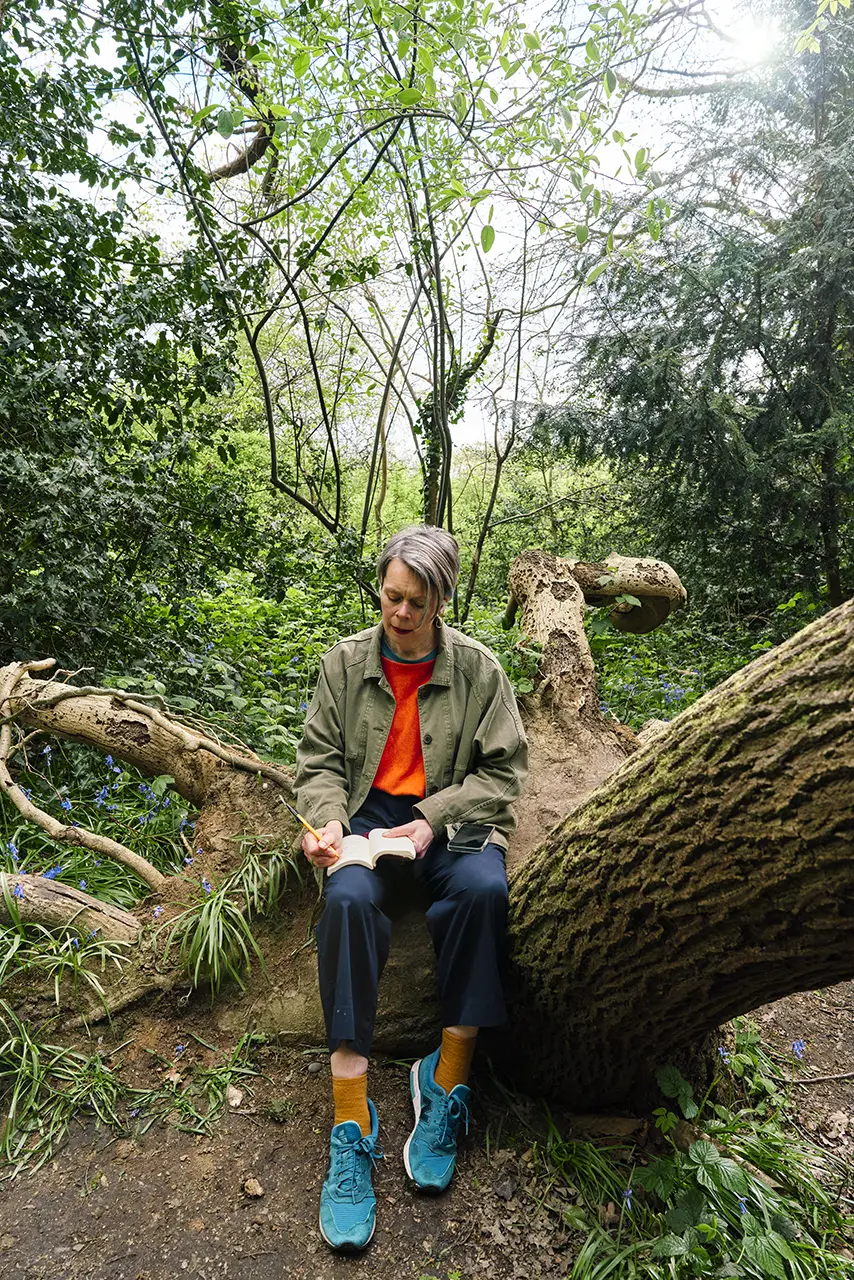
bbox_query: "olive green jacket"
[294,619,528,849]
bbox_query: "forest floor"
[0,982,852,1280]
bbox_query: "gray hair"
[377,525,460,604]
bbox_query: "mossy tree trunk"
[506,597,854,1108]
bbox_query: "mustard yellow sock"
[433,1029,477,1094]
[332,1071,370,1137]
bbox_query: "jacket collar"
[365,618,453,687]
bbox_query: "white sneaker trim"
[402,1057,423,1181]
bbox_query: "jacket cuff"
[412,793,450,834]
[300,799,351,833]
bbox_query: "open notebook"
[326,828,416,876]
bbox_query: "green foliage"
[0,1001,125,1176]
[529,1026,854,1280]
[161,842,304,996]
[0,1006,264,1174]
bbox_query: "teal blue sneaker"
[403,1048,470,1192]
[319,1099,382,1250]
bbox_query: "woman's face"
[380,557,443,658]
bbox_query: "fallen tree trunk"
[2,567,852,1112]
[507,595,854,1107]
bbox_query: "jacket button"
[424,734,432,744]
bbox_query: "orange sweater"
[373,653,435,796]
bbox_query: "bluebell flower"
[18,785,32,799]
[88,928,100,939]
[737,1196,748,1215]
[79,880,86,891]
[792,1038,806,1060]
[71,937,80,950]
[183,855,194,866]
[175,1044,186,1055]
[622,1187,633,1211]
[8,841,18,857]
[299,700,308,711]
[113,765,122,774]
[42,865,64,880]
[718,1046,730,1064]
[42,744,52,757]
[105,755,113,766]
[13,883,24,899]
[201,878,213,895]
[60,798,72,812]
[128,1107,140,1118]
[153,906,164,919]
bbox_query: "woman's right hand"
[302,820,344,868]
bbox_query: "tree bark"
[2,570,852,1114]
[506,596,854,1108]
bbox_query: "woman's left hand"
[384,817,434,859]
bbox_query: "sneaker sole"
[402,1057,422,1182]
[318,1212,376,1252]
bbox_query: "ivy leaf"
[481,223,495,252]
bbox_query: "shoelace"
[424,1090,470,1151]
[333,1133,384,1202]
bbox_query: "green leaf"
[664,1187,707,1232]
[586,260,608,285]
[216,109,233,138]
[586,37,600,60]
[424,74,437,97]
[447,177,466,197]
[604,68,617,96]
[688,1140,721,1170]
[650,1233,690,1259]
[293,51,310,78]
[523,31,541,49]
[575,224,588,245]
[480,224,495,252]
[398,87,423,105]
[741,1235,787,1279]
[770,1213,799,1242]
[453,89,468,119]
[656,1064,687,1099]
[190,104,222,125]
[418,47,434,72]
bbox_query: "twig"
[794,1071,854,1086]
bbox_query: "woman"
[295,525,528,1251]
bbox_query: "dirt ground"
[1,982,853,1280]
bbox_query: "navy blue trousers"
[316,789,509,1057]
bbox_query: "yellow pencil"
[281,799,340,860]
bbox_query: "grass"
[160,841,305,996]
[0,1005,267,1175]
